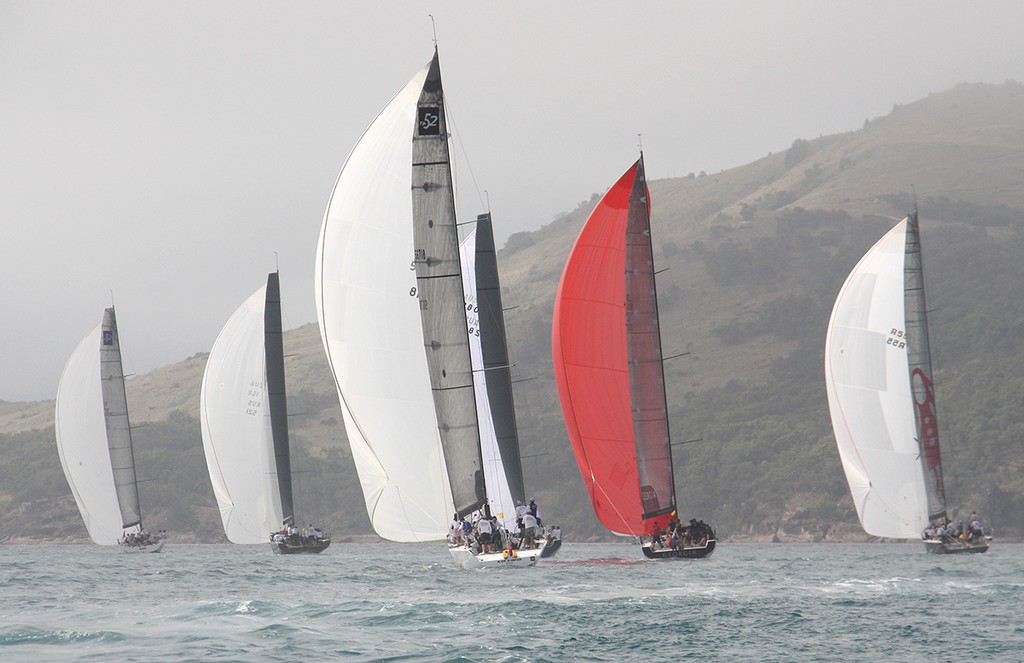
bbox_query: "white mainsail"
[55,322,124,545]
[459,228,517,531]
[200,283,284,544]
[314,63,453,542]
[825,217,929,538]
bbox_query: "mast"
[903,211,948,524]
[625,154,677,521]
[474,212,526,504]
[100,307,143,530]
[264,271,294,525]
[411,50,486,518]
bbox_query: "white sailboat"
[200,272,330,553]
[825,210,988,554]
[450,218,545,568]
[315,50,536,567]
[55,307,165,552]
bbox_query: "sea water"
[1,542,1021,662]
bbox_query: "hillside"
[3,82,1024,544]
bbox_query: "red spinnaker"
[552,162,647,535]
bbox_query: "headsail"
[55,320,124,544]
[825,213,946,538]
[315,55,458,542]
[200,276,286,543]
[552,157,676,536]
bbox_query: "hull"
[119,538,166,553]
[449,545,540,569]
[923,539,989,554]
[273,538,332,555]
[539,537,562,558]
[642,538,716,560]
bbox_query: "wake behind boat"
[552,154,715,560]
[55,307,165,552]
[825,210,989,555]
[201,272,330,554]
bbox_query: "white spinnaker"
[200,284,283,544]
[825,218,928,538]
[459,229,517,531]
[55,323,123,545]
[315,63,452,542]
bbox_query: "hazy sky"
[3,1,1024,402]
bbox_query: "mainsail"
[552,156,676,536]
[411,54,486,518]
[315,50,484,541]
[460,219,521,530]
[200,274,286,543]
[825,211,948,538]
[55,307,143,544]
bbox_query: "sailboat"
[825,210,988,554]
[315,49,537,567]
[55,307,165,552]
[200,271,330,554]
[552,155,716,560]
[451,215,556,567]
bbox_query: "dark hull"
[539,538,562,558]
[273,538,331,555]
[642,539,716,560]
[924,539,989,554]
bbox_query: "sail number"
[887,329,906,349]
[418,107,441,136]
[246,380,263,416]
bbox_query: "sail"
[553,159,658,536]
[624,158,676,521]
[903,212,947,523]
[264,272,295,525]
[473,213,527,507]
[55,321,124,545]
[314,58,454,542]
[99,308,142,530]
[460,225,518,530]
[200,280,285,544]
[825,216,933,538]
[411,54,486,517]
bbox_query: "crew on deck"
[648,516,714,551]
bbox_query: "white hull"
[448,545,540,569]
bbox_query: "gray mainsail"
[473,212,526,505]
[625,155,677,520]
[100,307,142,530]
[411,51,486,517]
[264,271,295,525]
[903,211,948,524]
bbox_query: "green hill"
[3,82,1023,543]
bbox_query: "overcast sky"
[3,1,1024,402]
